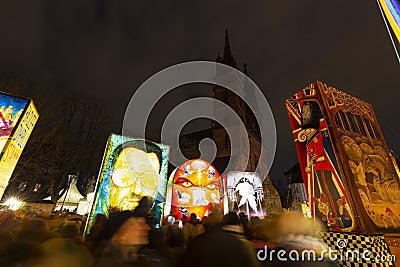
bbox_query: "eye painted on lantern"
[175,177,193,188]
[182,181,193,188]
[206,183,216,190]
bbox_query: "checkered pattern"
[317,231,395,267]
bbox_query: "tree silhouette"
[1,72,112,202]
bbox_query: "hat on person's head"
[132,205,148,218]
[105,210,134,240]
[106,205,150,240]
[138,196,150,208]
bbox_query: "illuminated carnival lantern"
[85,134,169,235]
[0,92,38,200]
[165,159,223,220]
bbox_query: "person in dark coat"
[180,205,258,267]
[222,212,260,267]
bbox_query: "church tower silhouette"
[178,30,281,215]
[180,30,265,175]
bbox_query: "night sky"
[1,1,399,193]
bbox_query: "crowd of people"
[0,200,337,267]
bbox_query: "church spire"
[224,30,232,60]
[216,29,238,68]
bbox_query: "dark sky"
[1,1,399,192]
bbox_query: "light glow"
[5,197,23,210]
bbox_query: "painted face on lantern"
[109,141,162,211]
[171,159,221,219]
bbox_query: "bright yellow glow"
[5,197,23,210]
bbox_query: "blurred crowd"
[0,200,337,267]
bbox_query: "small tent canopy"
[44,177,84,211]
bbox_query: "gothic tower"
[212,30,263,174]
[177,30,280,215]
[179,30,268,178]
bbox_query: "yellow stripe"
[379,0,400,44]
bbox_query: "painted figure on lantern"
[296,100,353,230]
[165,159,222,220]
[225,172,265,218]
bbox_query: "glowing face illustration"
[109,146,161,211]
[86,135,170,236]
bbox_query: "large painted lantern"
[165,159,222,220]
[286,81,400,233]
[85,134,169,234]
[224,171,265,218]
[0,92,38,200]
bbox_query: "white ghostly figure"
[192,188,208,206]
[235,177,257,212]
[183,164,192,176]
[176,190,191,204]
